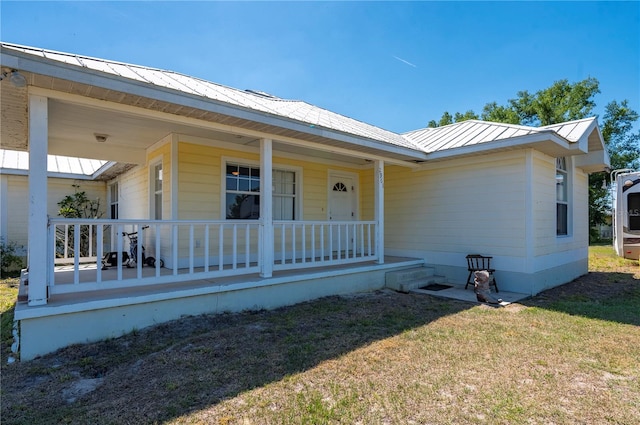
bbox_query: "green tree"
[56,184,103,258]
[426,77,640,241]
[481,102,520,124]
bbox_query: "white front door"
[329,173,357,257]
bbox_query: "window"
[556,157,569,236]
[225,162,297,220]
[226,164,260,219]
[109,183,118,219]
[629,193,640,231]
[273,169,296,220]
[153,163,163,220]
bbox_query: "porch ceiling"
[46,97,381,167]
[1,63,427,169]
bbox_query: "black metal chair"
[465,254,499,292]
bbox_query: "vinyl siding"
[4,175,106,249]
[533,153,589,256]
[118,165,149,219]
[385,151,528,257]
[175,141,368,221]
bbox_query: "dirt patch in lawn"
[1,247,639,424]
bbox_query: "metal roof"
[540,117,597,142]
[0,149,109,177]
[0,43,605,168]
[1,43,417,152]
[402,120,558,153]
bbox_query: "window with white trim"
[225,162,297,220]
[109,182,119,219]
[152,163,163,220]
[556,157,569,236]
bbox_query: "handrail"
[47,219,378,294]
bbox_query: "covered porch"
[16,255,425,360]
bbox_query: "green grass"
[1,247,639,425]
[0,277,19,361]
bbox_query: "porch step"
[385,267,447,293]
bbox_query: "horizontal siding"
[385,151,527,257]
[178,142,222,219]
[5,176,106,248]
[533,153,589,256]
[176,141,368,221]
[532,153,556,255]
[360,168,374,221]
[118,165,148,219]
[6,176,28,247]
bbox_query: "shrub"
[0,238,24,278]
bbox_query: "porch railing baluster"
[189,224,195,274]
[116,223,123,282]
[47,219,375,295]
[172,224,178,276]
[204,224,210,272]
[232,224,238,270]
[245,223,250,268]
[96,224,103,284]
[218,224,224,271]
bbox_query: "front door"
[329,173,357,257]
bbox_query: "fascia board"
[423,131,573,161]
[91,161,117,180]
[0,167,94,179]
[574,149,610,173]
[2,49,425,162]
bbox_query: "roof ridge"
[403,119,541,136]
[539,116,597,128]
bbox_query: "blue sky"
[1,1,638,133]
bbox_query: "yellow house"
[0,43,609,360]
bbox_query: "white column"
[0,175,8,243]
[374,160,384,264]
[170,133,179,220]
[260,138,274,277]
[27,95,49,305]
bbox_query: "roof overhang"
[1,46,427,167]
[418,121,609,173]
[420,130,575,162]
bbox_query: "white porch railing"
[273,221,377,271]
[48,218,378,295]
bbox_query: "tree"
[426,77,640,241]
[57,184,103,258]
[601,100,640,171]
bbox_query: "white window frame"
[556,157,572,237]
[150,158,163,220]
[221,157,302,220]
[108,181,119,219]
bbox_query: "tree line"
[427,78,640,239]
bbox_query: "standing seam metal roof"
[2,43,418,151]
[1,43,601,159]
[401,120,580,153]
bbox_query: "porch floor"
[19,257,530,315]
[20,256,425,311]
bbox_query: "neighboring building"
[0,149,110,266]
[0,43,609,360]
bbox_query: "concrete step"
[385,267,447,293]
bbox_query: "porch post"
[27,95,49,305]
[374,160,384,264]
[260,138,274,277]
